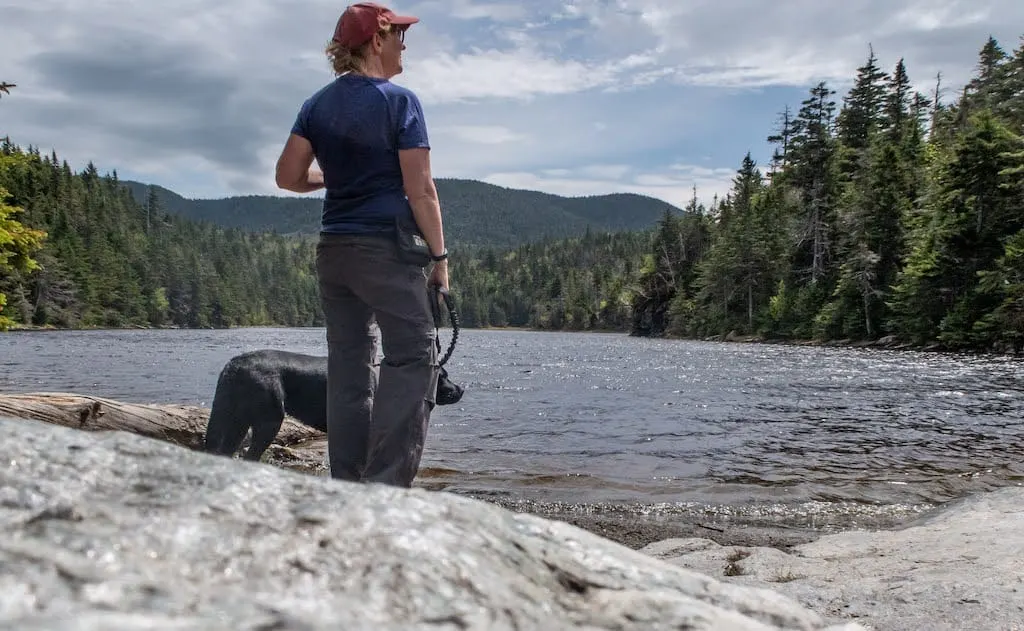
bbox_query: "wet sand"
[485,500,824,551]
[547,512,820,550]
[263,444,875,552]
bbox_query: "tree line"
[448,228,653,330]
[2,34,1022,353]
[625,36,1024,352]
[0,144,323,330]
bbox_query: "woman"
[275,2,449,488]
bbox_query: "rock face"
[0,416,861,631]
[643,488,1024,630]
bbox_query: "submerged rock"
[643,488,1024,630]
[0,415,860,630]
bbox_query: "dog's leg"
[205,405,252,457]
[205,385,249,457]
[244,415,285,462]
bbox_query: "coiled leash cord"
[434,286,459,367]
[430,285,465,406]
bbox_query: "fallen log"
[0,392,326,473]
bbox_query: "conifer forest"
[1,35,1022,352]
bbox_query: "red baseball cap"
[333,3,419,48]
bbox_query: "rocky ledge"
[0,415,860,630]
[643,488,1024,630]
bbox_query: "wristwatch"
[430,248,449,262]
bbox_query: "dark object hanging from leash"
[431,285,465,406]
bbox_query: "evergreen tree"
[888,111,1024,346]
[4,32,1024,353]
[835,46,889,169]
[1,87,48,330]
[0,144,323,329]
[0,181,46,330]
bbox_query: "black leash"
[429,285,459,365]
[430,285,464,405]
[436,287,459,366]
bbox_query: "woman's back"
[291,74,430,235]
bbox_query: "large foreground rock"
[0,416,860,631]
[643,488,1024,630]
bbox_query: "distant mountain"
[121,178,678,248]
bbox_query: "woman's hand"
[306,167,324,189]
[429,259,449,292]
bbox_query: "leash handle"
[430,284,459,367]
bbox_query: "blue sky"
[2,0,1022,209]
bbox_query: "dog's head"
[436,366,464,405]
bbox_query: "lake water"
[2,327,1022,532]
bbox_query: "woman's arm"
[400,146,448,290]
[399,147,445,257]
[275,134,324,193]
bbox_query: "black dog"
[203,349,464,461]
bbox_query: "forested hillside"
[630,37,1024,352]
[448,228,654,329]
[0,140,660,331]
[2,34,1022,353]
[121,178,676,248]
[0,146,322,329]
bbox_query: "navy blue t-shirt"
[290,74,430,234]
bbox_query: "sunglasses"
[377,26,407,44]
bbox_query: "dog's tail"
[203,363,252,457]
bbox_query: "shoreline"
[6,322,1023,357]
[458,493,938,553]
[505,505,826,551]
[7,321,1022,357]
[270,453,832,552]
[268,447,930,553]
[0,392,987,556]
[283,457,914,554]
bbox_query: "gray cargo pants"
[315,233,438,488]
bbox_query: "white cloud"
[438,125,529,144]
[483,162,738,209]
[886,3,992,32]
[1,0,1020,208]
[402,47,669,104]
[411,0,527,22]
[568,0,1023,90]
[576,164,633,180]
[404,50,603,102]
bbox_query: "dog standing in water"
[203,347,464,462]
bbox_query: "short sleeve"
[395,90,430,150]
[290,98,313,139]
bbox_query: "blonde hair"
[325,24,394,76]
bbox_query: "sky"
[1,0,1022,210]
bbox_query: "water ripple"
[2,328,1023,528]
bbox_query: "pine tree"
[1,88,48,330]
[0,183,47,330]
[691,154,782,334]
[767,105,795,177]
[884,59,912,142]
[889,111,1024,346]
[968,36,1009,104]
[788,82,839,287]
[836,46,889,161]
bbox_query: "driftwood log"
[0,392,326,473]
